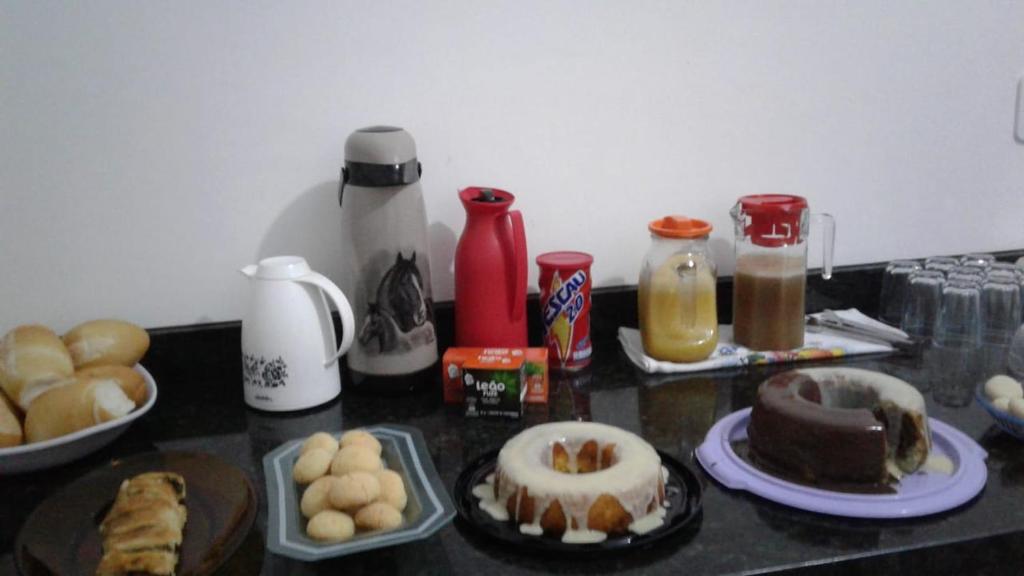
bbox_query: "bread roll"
[985,374,1023,401]
[301,432,339,457]
[0,389,23,447]
[1011,398,1024,419]
[24,376,135,443]
[300,476,339,519]
[77,365,147,405]
[340,429,382,455]
[293,448,333,484]
[354,502,403,531]
[63,319,150,369]
[0,325,75,411]
[307,510,355,542]
[329,445,382,476]
[328,471,380,511]
[376,469,407,511]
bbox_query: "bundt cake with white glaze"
[747,367,932,488]
[473,421,668,543]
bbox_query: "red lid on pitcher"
[737,194,807,247]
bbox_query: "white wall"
[2,1,1023,332]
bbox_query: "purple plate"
[695,408,988,518]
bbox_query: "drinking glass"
[924,256,959,276]
[936,280,983,347]
[988,266,1024,323]
[987,269,1019,283]
[982,276,1023,345]
[960,253,995,268]
[933,280,983,407]
[900,270,945,340]
[879,260,922,326]
[947,266,986,286]
[1010,324,1024,378]
[989,262,1024,281]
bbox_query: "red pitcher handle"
[509,210,527,321]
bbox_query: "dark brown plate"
[15,451,257,576]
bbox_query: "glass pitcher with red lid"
[730,195,834,350]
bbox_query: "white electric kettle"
[240,256,355,411]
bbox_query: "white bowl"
[0,365,158,475]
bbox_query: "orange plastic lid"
[648,215,712,238]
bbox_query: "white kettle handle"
[296,272,355,367]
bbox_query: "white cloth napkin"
[815,308,910,339]
[619,309,895,374]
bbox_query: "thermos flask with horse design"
[454,187,528,347]
[339,126,438,393]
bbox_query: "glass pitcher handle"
[813,213,835,280]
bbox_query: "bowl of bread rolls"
[0,319,157,475]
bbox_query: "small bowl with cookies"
[262,424,455,561]
[0,319,157,474]
[976,374,1024,441]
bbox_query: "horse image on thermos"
[357,252,435,355]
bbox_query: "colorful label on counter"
[462,356,526,418]
[442,347,549,405]
[539,268,592,371]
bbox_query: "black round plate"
[15,451,257,576]
[454,448,702,553]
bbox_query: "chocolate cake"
[747,367,931,488]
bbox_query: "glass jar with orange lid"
[638,216,718,362]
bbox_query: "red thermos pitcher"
[454,187,528,347]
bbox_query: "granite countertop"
[3,283,1024,574]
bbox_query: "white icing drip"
[628,505,667,535]
[923,454,955,475]
[474,478,510,521]
[562,528,607,544]
[796,367,928,418]
[493,422,663,539]
[472,483,494,500]
[885,459,904,480]
[480,498,509,521]
[519,523,543,535]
